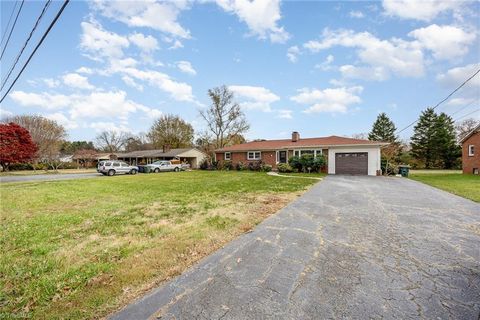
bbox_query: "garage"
[335,152,368,175]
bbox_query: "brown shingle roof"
[216,135,388,152]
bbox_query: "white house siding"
[328,146,381,176]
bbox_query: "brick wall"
[216,151,277,168]
[462,132,479,174]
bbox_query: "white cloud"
[229,85,280,112]
[76,67,94,74]
[0,109,13,118]
[92,0,191,39]
[437,64,480,103]
[408,24,476,60]
[80,20,130,61]
[128,32,159,53]
[216,0,289,43]
[122,67,195,102]
[10,91,71,110]
[291,86,363,114]
[315,54,334,71]
[176,60,196,75]
[287,46,300,63]
[169,39,184,50]
[122,75,144,91]
[9,90,155,122]
[89,121,132,133]
[382,0,465,21]
[304,28,425,79]
[62,73,94,90]
[339,65,389,81]
[349,10,365,18]
[45,112,78,129]
[277,109,292,119]
[43,78,60,88]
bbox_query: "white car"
[146,160,183,173]
[98,160,138,176]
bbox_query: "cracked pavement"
[110,176,480,319]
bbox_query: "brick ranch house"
[460,124,479,175]
[215,132,389,176]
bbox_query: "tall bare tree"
[199,85,249,149]
[456,118,479,141]
[148,114,194,148]
[3,115,67,169]
[95,131,128,152]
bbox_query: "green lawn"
[409,171,479,202]
[0,171,317,319]
[279,172,326,178]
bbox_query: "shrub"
[235,161,247,171]
[289,154,326,173]
[248,161,262,171]
[261,164,272,172]
[9,163,34,171]
[277,163,293,173]
[199,159,209,170]
[223,160,233,171]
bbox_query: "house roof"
[216,135,388,152]
[118,148,203,158]
[459,124,480,143]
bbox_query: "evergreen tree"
[434,113,460,169]
[411,108,438,168]
[368,113,398,143]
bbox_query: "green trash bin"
[398,165,410,177]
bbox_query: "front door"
[279,151,287,163]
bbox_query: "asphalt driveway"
[111,175,480,319]
[0,172,101,183]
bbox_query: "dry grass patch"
[1,171,315,319]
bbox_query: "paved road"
[111,176,480,320]
[0,172,101,183]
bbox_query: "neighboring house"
[73,150,119,168]
[117,147,207,169]
[215,131,388,176]
[460,124,479,175]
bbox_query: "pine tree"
[411,108,438,168]
[368,113,398,143]
[434,113,460,169]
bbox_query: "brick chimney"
[292,131,300,142]
[163,144,171,153]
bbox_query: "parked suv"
[98,161,138,176]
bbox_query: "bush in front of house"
[261,164,272,172]
[248,160,263,171]
[289,154,326,173]
[235,161,247,171]
[277,163,293,173]
[223,160,233,170]
[199,159,209,170]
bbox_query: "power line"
[0,0,70,104]
[0,0,24,60]
[396,66,480,135]
[1,0,52,90]
[0,1,19,47]
[454,108,479,122]
[450,99,476,117]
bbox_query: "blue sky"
[1,0,479,142]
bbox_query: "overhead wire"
[0,0,70,104]
[0,0,25,60]
[1,0,52,90]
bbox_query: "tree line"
[365,109,478,172]
[0,86,250,171]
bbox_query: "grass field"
[410,170,479,202]
[0,171,317,319]
[0,168,97,176]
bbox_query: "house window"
[247,151,261,160]
[468,145,474,156]
[224,152,231,160]
[293,149,323,158]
